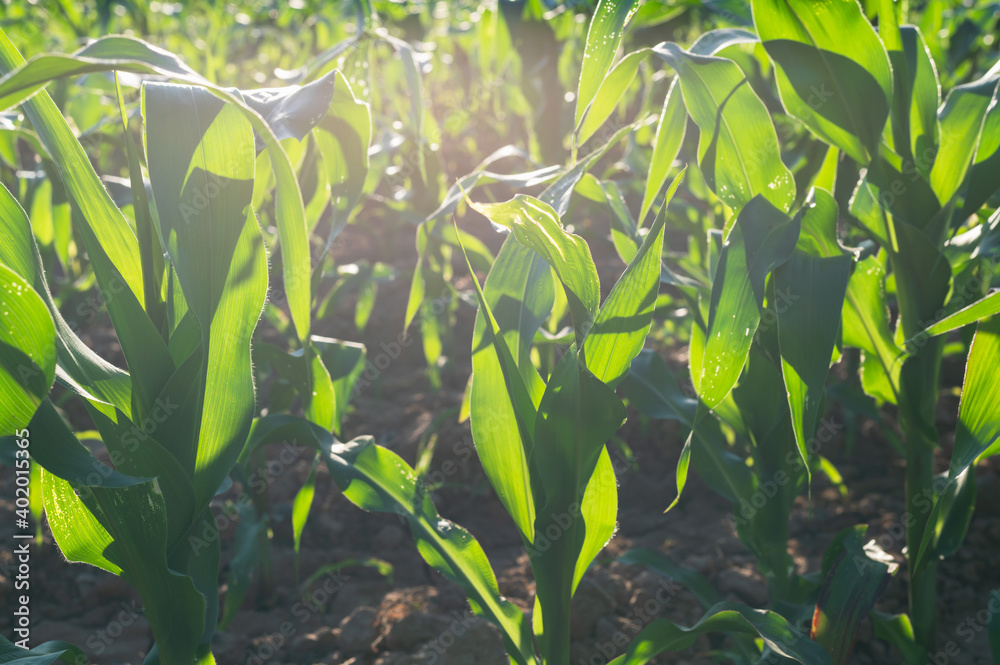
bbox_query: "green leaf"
[42,467,122,576]
[0,633,86,664]
[31,400,205,665]
[323,434,539,665]
[314,70,371,255]
[145,84,269,508]
[115,75,166,337]
[311,337,366,436]
[929,62,1000,205]
[960,84,1000,218]
[73,205,174,431]
[0,186,130,414]
[191,213,267,508]
[470,195,600,345]
[653,43,795,213]
[468,239,548,543]
[610,602,834,665]
[0,31,146,308]
[775,194,852,473]
[530,351,625,661]
[752,0,893,165]
[540,120,639,217]
[640,78,686,225]
[144,83,255,334]
[218,503,263,629]
[0,31,313,343]
[378,32,426,181]
[775,250,851,471]
[582,172,683,388]
[948,314,1000,475]
[911,316,1000,575]
[811,528,894,665]
[872,611,924,665]
[699,196,800,408]
[0,262,55,436]
[292,453,321,575]
[907,290,1000,344]
[890,222,952,340]
[574,0,641,130]
[0,35,202,111]
[841,256,903,404]
[621,350,697,425]
[884,25,940,173]
[577,48,648,146]
[242,70,337,150]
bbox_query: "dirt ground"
[2,216,1000,665]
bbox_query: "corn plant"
[600,0,1000,656]
[0,27,375,662]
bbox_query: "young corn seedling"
[248,171,835,664]
[748,0,1000,653]
[611,0,1000,654]
[0,29,373,662]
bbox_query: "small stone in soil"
[570,577,616,640]
[384,611,450,651]
[411,618,506,665]
[339,606,379,655]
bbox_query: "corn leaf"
[811,528,893,665]
[653,42,795,213]
[0,31,313,343]
[574,0,640,130]
[890,222,952,340]
[583,172,683,388]
[0,186,131,416]
[960,82,1000,218]
[116,78,166,333]
[841,256,903,405]
[530,351,626,660]
[468,239,547,543]
[242,70,337,152]
[0,634,86,664]
[0,35,202,110]
[610,602,834,665]
[31,400,205,665]
[0,263,55,436]
[314,70,371,254]
[912,314,1000,575]
[775,190,852,472]
[321,432,539,665]
[540,120,638,217]
[752,0,893,165]
[0,31,145,307]
[292,453,321,573]
[471,195,600,346]
[577,48,648,146]
[929,61,1000,205]
[311,337,367,436]
[639,78,685,225]
[907,289,1000,342]
[699,195,800,408]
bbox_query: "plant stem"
[905,439,937,652]
[899,341,942,652]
